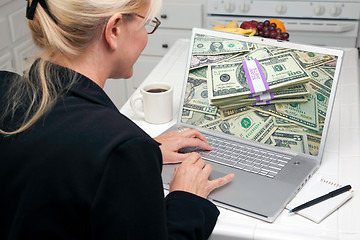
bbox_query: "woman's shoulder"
[0,71,20,104]
[54,96,148,136]
[0,71,22,97]
[46,97,155,151]
[0,71,20,85]
[0,70,19,77]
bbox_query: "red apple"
[240,21,257,29]
[249,20,259,27]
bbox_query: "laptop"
[161,28,344,222]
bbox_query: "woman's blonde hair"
[0,0,162,135]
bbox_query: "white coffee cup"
[130,82,173,124]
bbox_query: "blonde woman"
[0,0,233,239]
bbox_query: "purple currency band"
[243,59,269,94]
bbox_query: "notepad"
[286,178,353,223]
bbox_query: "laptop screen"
[180,29,343,157]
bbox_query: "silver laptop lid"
[178,28,344,162]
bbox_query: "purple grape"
[264,20,270,27]
[281,32,290,40]
[257,22,264,30]
[264,30,270,38]
[263,26,269,32]
[269,26,276,32]
[270,31,277,39]
[276,28,282,34]
[258,30,264,37]
[275,35,282,40]
[270,23,277,28]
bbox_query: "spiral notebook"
[286,178,353,223]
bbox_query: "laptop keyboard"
[181,133,292,178]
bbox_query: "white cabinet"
[156,1,203,29]
[142,29,193,57]
[130,0,204,90]
[106,0,205,108]
[0,0,11,8]
[8,7,30,43]
[0,14,13,71]
[0,51,13,72]
[0,0,205,109]
[13,39,40,74]
[0,17,10,52]
[0,0,39,74]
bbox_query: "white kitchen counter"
[120,39,360,240]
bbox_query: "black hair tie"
[26,0,57,23]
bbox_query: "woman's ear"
[104,13,123,50]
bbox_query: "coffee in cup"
[130,82,173,124]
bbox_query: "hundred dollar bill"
[192,34,249,55]
[319,67,335,78]
[273,116,297,127]
[219,107,254,120]
[322,60,337,68]
[305,67,333,89]
[201,111,277,143]
[211,83,310,106]
[319,116,325,127]
[225,47,274,63]
[306,134,321,156]
[276,125,323,137]
[292,50,335,69]
[276,126,321,156]
[182,109,193,119]
[189,67,208,79]
[207,53,310,101]
[251,94,319,131]
[307,79,331,118]
[188,73,207,81]
[244,47,274,60]
[210,83,310,107]
[218,96,308,110]
[265,135,276,146]
[247,42,258,50]
[190,53,240,70]
[183,77,218,115]
[303,125,324,137]
[269,47,290,55]
[181,110,221,126]
[272,130,310,154]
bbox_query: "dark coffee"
[147,88,168,93]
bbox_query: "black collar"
[30,60,120,112]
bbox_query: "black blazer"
[0,66,219,240]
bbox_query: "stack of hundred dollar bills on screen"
[182,33,337,156]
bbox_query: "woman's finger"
[180,129,209,143]
[194,157,206,169]
[177,138,213,151]
[183,152,202,164]
[202,163,214,177]
[208,173,235,191]
[163,151,197,164]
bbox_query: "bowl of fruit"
[242,19,290,40]
[213,19,290,41]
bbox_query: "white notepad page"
[286,178,353,223]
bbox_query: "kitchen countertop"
[120,39,360,240]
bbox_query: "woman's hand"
[154,128,213,164]
[169,152,234,198]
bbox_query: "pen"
[289,185,352,213]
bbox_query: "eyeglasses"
[135,14,161,34]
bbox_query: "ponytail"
[0,0,162,135]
